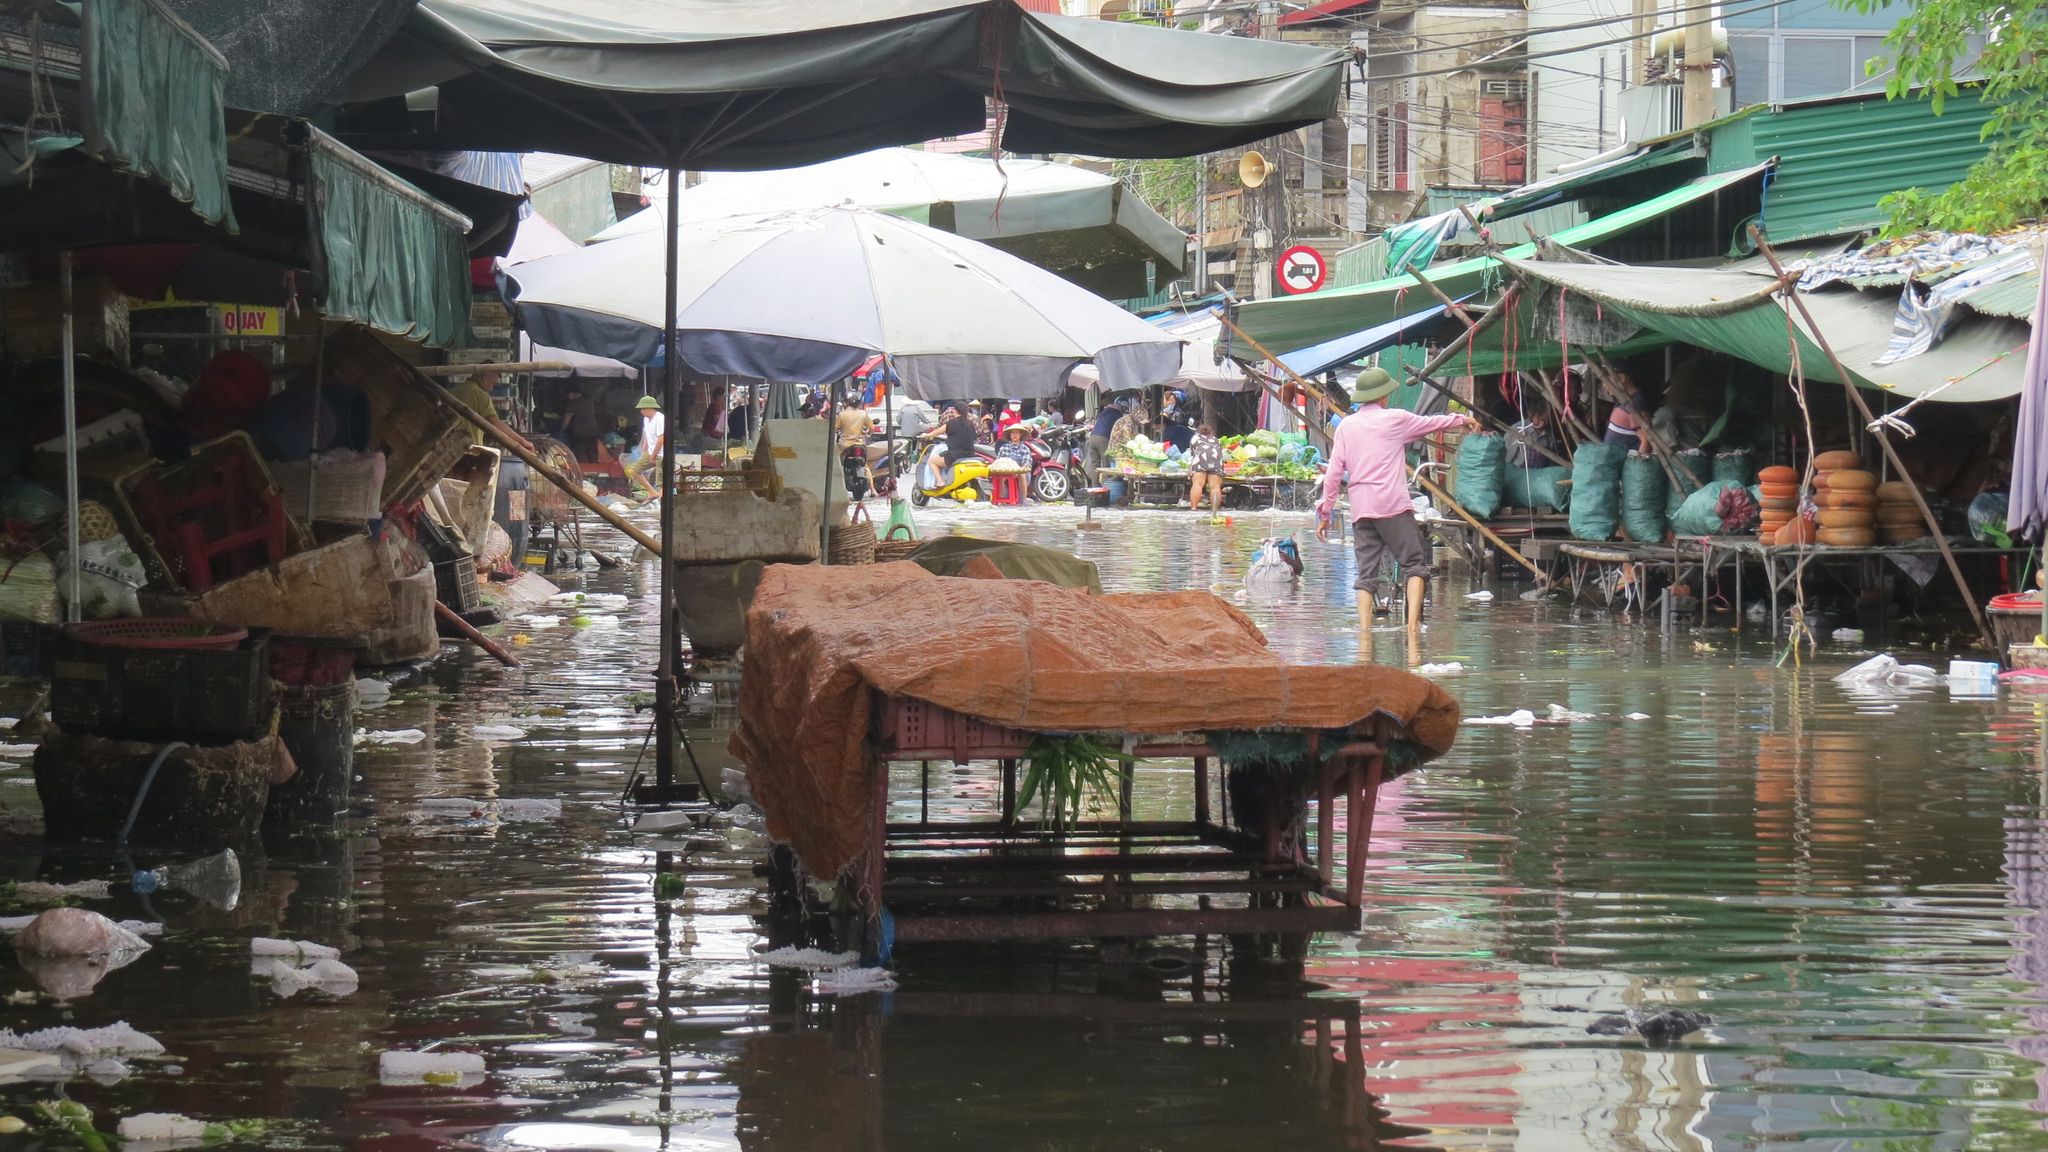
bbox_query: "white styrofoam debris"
[761,947,857,971]
[1626,712,1652,720]
[250,938,340,962]
[470,725,528,742]
[362,729,427,745]
[514,614,560,629]
[1416,662,1464,676]
[1464,590,1495,601]
[255,957,358,999]
[353,679,392,704]
[0,1022,163,1057]
[1465,710,1537,728]
[496,799,560,821]
[117,1112,208,1141]
[813,966,898,995]
[1547,704,1596,722]
[379,1050,485,1084]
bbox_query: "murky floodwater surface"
[3,500,2047,1150]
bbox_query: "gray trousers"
[1351,514,1430,596]
[1084,433,1110,481]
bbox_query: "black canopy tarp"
[336,0,1348,167]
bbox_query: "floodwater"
[3,499,2047,1151]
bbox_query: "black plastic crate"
[434,555,480,613]
[51,627,275,743]
[0,621,53,679]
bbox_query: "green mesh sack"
[1621,453,1668,543]
[1671,479,1744,536]
[1666,449,1710,516]
[1712,450,1754,486]
[1502,465,1570,512]
[1567,442,1626,541]
[1453,433,1505,520]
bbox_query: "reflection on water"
[0,500,2046,1149]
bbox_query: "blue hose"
[118,741,187,847]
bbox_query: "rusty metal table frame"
[1681,537,2023,639]
[860,694,1391,944]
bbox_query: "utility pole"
[1192,156,1208,295]
[1681,9,1715,128]
[1631,0,1656,86]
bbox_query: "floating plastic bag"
[58,536,145,619]
[1453,434,1504,520]
[1833,654,1939,689]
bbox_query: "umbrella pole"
[60,251,79,623]
[654,164,683,797]
[822,386,836,565]
[885,363,895,502]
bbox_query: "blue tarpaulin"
[1276,302,1463,379]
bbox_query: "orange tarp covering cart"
[731,561,1460,882]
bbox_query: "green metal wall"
[1717,87,1997,243]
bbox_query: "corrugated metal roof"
[1739,87,1998,243]
[1964,272,2038,319]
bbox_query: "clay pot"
[1826,469,1877,492]
[1817,526,1876,547]
[1774,518,1816,546]
[1814,450,1863,472]
[1818,508,1875,530]
[1819,490,1877,510]
[1758,465,1799,485]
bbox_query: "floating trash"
[379,1050,485,1086]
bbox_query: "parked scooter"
[907,441,992,507]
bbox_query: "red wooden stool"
[989,471,1025,506]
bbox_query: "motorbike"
[905,441,993,507]
[1032,424,1090,502]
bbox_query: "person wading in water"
[1315,368,1477,634]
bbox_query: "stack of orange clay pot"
[1812,450,1876,546]
[1757,464,1800,544]
[1876,481,1924,544]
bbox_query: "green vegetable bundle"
[1013,735,1126,827]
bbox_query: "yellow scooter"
[909,442,991,507]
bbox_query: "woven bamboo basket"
[874,522,919,562]
[828,504,877,565]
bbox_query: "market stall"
[731,562,1461,952]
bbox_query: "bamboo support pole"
[420,375,663,556]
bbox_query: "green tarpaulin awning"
[307,127,475,349]
[337,0,1347,167]
[1232,163,1772,357]
[1498,256,2029,403]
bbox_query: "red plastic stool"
[990,471,1026,506]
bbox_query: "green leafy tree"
[1838,0,2048,233]
[1113,156,1201,230]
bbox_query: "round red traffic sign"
[1277,244,1326,294]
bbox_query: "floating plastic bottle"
[130,848,240,911]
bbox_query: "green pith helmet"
[1350,367,1398,405]
[635,395,660,410]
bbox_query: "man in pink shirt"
[1316,368,1477,631]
